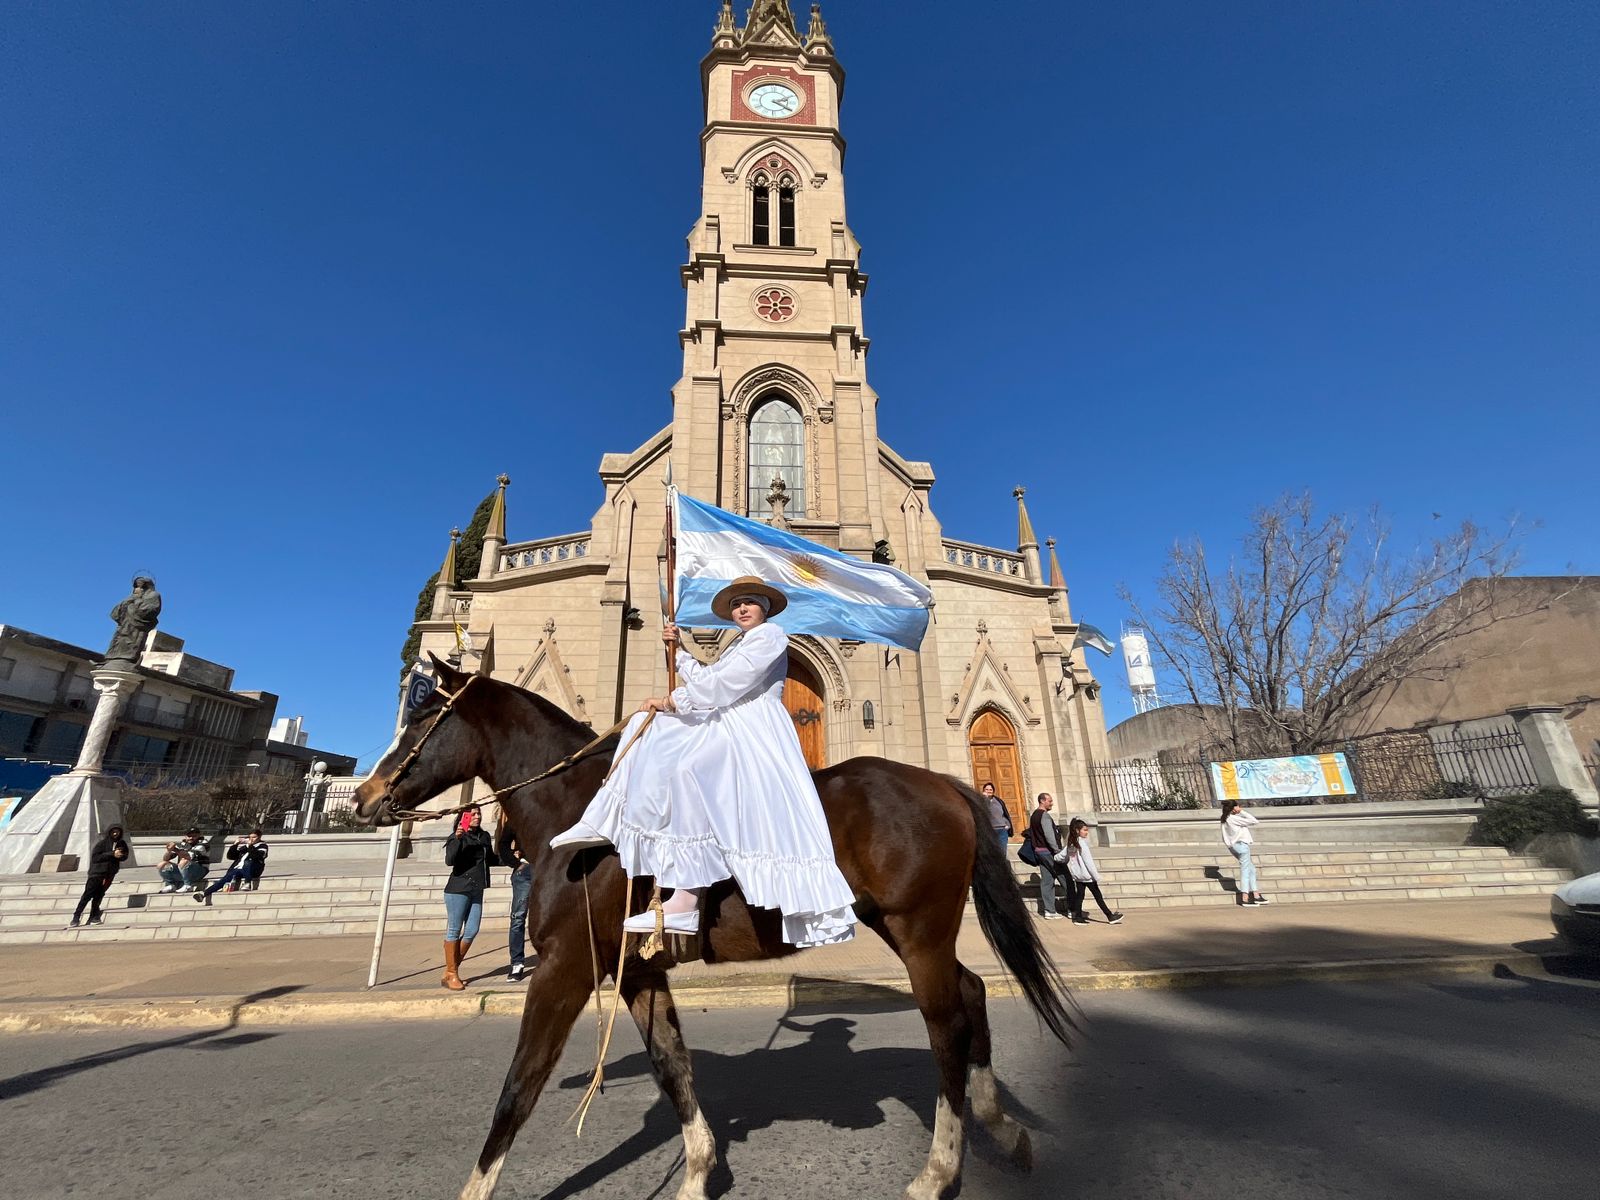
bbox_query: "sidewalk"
[0,896,1568,1032]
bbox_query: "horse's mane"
[487,674,622,754]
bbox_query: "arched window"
[747,396,806,518]
[749,167,798,247]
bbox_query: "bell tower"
[673,2,878,558]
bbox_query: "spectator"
[194,830,270,904]
[1221,800,1268,906]
[69,824,130,927]
[157,829,210,893]
[980,782,1012,851]
[441,806,498,990]
[505,832,534,981]
[1057,818,1123,925]
[1027,793,1067,920]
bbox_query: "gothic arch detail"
[947,624,1041,728]
[725,139,820,187]
[512,619,589,723]
[725,363,829,517]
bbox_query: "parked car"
[1550,871,1600,951]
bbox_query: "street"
[2,967,1597,1199]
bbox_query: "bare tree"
[1121,494,1534,756]
[121,770,303,835]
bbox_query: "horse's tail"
[955,780,1080,1046]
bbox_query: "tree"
[1121,494,1534,756]
[397,488,498,677]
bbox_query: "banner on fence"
[1209,753,1355,802]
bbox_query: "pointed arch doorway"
[784,654,827,769]
[968,709,1025,835]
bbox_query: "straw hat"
[710,575,789,620]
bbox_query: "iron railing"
[1090,728,1542,813]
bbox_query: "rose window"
[754,287,797,323]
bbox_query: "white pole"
[367,821,402,989]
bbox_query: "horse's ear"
[427,653,461,687]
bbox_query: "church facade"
[414,2,1110,831]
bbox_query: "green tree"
[398,488,498,676]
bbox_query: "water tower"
[1121,623,1163,714]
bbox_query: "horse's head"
[354,656,489,826]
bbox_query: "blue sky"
[3,1,1597,769]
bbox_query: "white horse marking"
[676,1109,716,1200]
[905,1095,963,1200]
[458,1151,507,1200]
[969,1064,1030,1163]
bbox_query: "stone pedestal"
[0,667,140,875]
[1508,703,1600,809]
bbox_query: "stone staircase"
[1011,843,1571,910]
[0,843,1572,944]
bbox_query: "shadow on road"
[0,984,303,1103]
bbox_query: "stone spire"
[477,473,510,580]
[712,0,738,50]
[742,0,801,48]
[1046,536,1067,591]
[432,527,461,619]
[1014,487,1042,583]
[804,3,834,55]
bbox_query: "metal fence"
[1091,727,1542,813]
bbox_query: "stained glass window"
[747,397,805,518]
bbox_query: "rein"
[382,675,633,823]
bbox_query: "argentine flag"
[673,489,934,650]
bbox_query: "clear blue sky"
[4,2,1597,768]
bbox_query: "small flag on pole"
[1073,624,1116,656]
[672,488,933,650]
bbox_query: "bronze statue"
[104,576,161,665]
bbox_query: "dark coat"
[444,828,498,895]
[87,834,130,880]
[227,840,270,871]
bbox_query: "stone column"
[1508,704,1600,809]
[0,666,140,874]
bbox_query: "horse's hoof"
[1011,1128,1034,1173]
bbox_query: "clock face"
[749,83,800,120]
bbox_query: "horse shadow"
[545,997,1046,1200]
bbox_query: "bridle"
[376,675,633,824]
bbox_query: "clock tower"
[674,0,880,558]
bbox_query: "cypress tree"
[398,489,497,677]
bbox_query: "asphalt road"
[3,966,1597,1200]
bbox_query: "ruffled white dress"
[576,621,856,947]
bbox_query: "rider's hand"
[661,622,680,648]
[640,695,675,714]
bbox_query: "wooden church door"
[783,655,827,770]
[968,709,1025,835]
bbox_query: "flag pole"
[664,464,678,693]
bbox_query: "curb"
[0,951,1546,1035]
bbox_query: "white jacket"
[1054,840,1100,883]
[1222,810,1259,848]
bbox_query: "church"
[413,1,1111,832]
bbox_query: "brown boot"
[441,940,465,990]
[457,937,474,985]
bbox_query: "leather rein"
[380,676,630,823]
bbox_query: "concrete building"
[0,624,353,794]
[410,2,1111,829]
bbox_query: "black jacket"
[444,828,498,894]
[87,834,130,879]
[226,840,270,871]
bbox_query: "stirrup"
[549,822,610,850]
[623,907,698,935]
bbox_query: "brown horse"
[353,657,1076,1200]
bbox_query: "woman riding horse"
[551,575,856,946]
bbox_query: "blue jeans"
[1230,841,1257,894]
[160,861,208,889]
[994,828,1009,853]
[508,863,532,967]
[444,890,484,942]
[202,860,261,897]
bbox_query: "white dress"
[576,621,856,947]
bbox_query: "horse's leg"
[959,964,1032,1169]
[621,967,716,1200]
[460,947,594,1200]
[899,941,973,1200]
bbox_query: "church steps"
[0,842,1572,944]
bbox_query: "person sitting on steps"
[194,830,270,903]
[550,576,856,947]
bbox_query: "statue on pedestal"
[104,576,161,665]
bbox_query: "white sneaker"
[623,908,698,935]
[158,884,176,893]
[177,885,194,894]
[549,822,610,850]
[1039,911,1063,921]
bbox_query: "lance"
[663,461,678,693]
